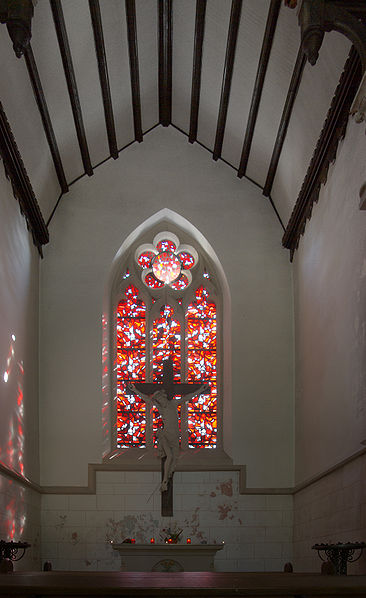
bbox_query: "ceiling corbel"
[0,0,34,58]
[286,0,366,73]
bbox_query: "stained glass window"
[116,285,146,447]
[186,287,217,448]
[115,233,220,451]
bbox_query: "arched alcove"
[102,209,232,468]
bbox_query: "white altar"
[111,543,224,572]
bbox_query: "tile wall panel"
[41,471,293,572]
[294,452,366,574]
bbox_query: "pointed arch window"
[106,226,226,459]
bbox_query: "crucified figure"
[127,382,210,492]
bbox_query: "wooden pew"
[0,571,366,596]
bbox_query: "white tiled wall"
[41,471,293,572]
[0,474,41,571]
[294,453,366,574]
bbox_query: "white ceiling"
[0,0,351,229]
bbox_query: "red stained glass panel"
[156,239,177,253]
[137,251,155,269]
[151,305,181,441]
[178,251,195,269]
[144,272,165,289]
[116,285,147,447]
[170,273,190,291]
[152,306,181,382]
[186,287,217,448]
[116,279,218,450]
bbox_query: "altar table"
[111,542,223,571]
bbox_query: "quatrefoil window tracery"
[135,232,198,290]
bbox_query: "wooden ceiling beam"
[283,46,362,258]
[213,0,242,161]
[23,45,68,193]
[158,0,172,127]
[125,0,143,143]
[237,0,281,178]
[89,0,118,159]
[263,46,306,197]
[50,0,93,176]
[189,0,207,144]
[0,102,49,253]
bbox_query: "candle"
[150,538,155,544]
[131,539,135,544]
[186,538,191,544]
[168,538,173,544]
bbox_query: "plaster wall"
[41,470,293,573]
[293,118,366,484]
[0,165,41,566]
[39,126,294,488]
[293,451,366,574]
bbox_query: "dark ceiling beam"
[213,0,242,161]
[89,0,118,159]
[23,44,68,194]
[0,102,49,253]
[158,0,172,127]
[125,0,143,143]
[237,0,281,178]
[50,0,93,176]
[263,46,306,197]
[283,46,362,259]
[189,0,207,144]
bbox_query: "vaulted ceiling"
[0,0,364,256]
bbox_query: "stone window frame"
[102,209,232,467]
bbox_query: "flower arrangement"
[160,525,183,544]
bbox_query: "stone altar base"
[111,543,224,571]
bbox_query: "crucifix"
[127,358,209,517]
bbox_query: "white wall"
[294,118,366,484]
[0,163,41,567]
[293,452,366,573]
[39,126,294,488]
[41,470,293,573]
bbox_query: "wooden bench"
[0,571,366,596]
